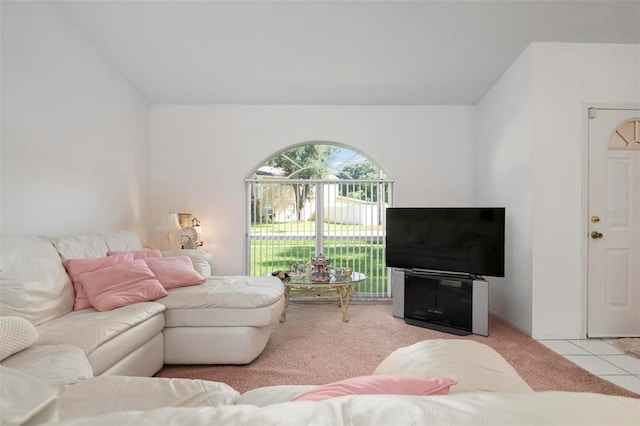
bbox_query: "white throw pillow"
[0,316,39,361]
[163,249,213,277]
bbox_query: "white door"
[587,107,640,337]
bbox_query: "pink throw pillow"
[293,375,457,402]
[65,254,134,310]
[143,256,206,290]
[107,249,163,259]
[77,259,168,311]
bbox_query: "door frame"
[582,103,640,338]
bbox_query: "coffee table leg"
[280,286,291,323]
[337,285,351,322]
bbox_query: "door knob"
[591,231,603,239]
[591,215,600,223]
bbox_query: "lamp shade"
[157,213,180,231]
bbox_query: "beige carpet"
[156,302,638,398]
[614,338,640,359]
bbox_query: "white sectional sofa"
[0,231,285,377]
[2,338,638,426]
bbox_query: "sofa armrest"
[373,339,533,394]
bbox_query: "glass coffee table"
[279,272,366,323]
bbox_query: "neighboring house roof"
[255,166,286,177]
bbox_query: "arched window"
[244,142,394,299]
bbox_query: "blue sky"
[327,147,366,173]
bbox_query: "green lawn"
[249,239,388,295]
[249,221,389,295]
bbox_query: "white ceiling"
[53,0,640,105]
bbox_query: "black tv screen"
[385,207,505,277]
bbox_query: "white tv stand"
[391,269,488,336]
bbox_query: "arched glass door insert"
[245,143,394,299]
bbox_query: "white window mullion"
[246,183,252,275]
[315,182,324,256]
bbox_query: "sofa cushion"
[144,256,206,290]
[50,231,142,263]
[49,234,111,264]
[0,235,75,325]
[99,231,144,252]
[293,375,456,402]
[65,253,135,310]
[35,302,165,359]
[107,248,163,259]
[78,260,168,311]
[0,316,39,361]
[56,376,240,421]
[88,314,165,376]
[373,339,533,393]
[1,344,93,392]
[159,276,285,328]
[158,276,284,310]
[0,366,59,426]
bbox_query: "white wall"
[149,105,475,274]
[1,2,150,238]
[476,46,534,335]
[477,42,640,338]
[530,43,640,339]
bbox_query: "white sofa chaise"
[2,339,638,426]
[0,231,285,377]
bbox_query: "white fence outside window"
[245,178,394,299]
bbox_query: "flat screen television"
[385,207,505,278]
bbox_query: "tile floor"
[537,338,640,394]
